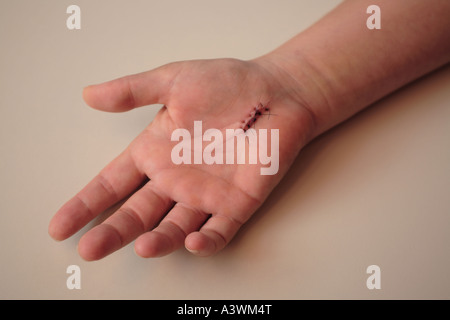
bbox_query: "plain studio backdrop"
[0,0,449,299]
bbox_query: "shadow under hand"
[228,62,450,255]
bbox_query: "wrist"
[252,47,337,142]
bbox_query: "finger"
[184,214,244,257]
[48,150,144,241]
[77,182,173,261]
[82,63,176,112]
[134,203,209,258]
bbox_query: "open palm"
[48,58,314,259]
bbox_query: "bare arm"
[256,0,450,140]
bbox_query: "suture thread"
[241,103,271,132]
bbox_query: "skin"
[48,0,450,260]
[48,59,313,260]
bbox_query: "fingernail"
[186,247,200,255]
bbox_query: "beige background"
[1,0,449,299]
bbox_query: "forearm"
[258,0,450,140]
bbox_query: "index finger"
[48,149,145,241]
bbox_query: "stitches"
[240,103,271,132]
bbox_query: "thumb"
[82,64,175,112]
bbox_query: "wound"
[241,103,270,132]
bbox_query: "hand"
[48,58,315,260]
